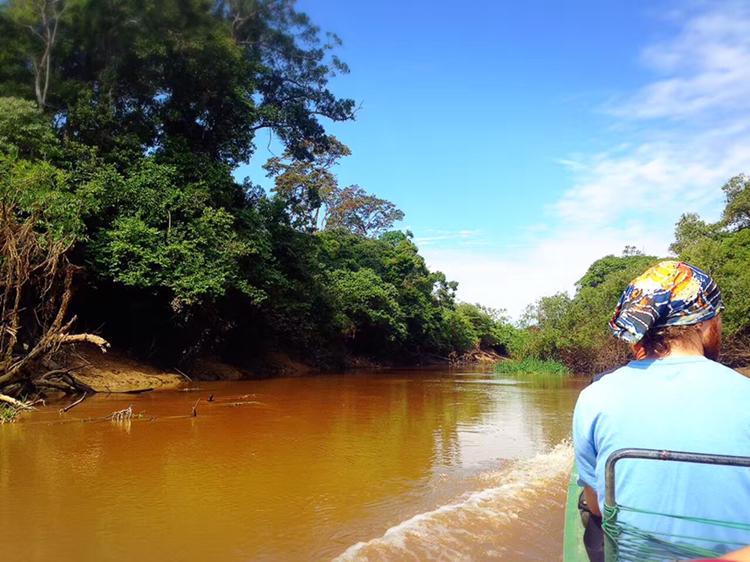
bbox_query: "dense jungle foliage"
[1,0,747,384]
[0,0,514,381]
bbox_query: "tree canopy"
[0,0,516,382]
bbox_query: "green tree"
[669,213,721,264]
[329,268,407,349]
[721,174,750,231]
[2,0,69,109]
[0,97,60,159]
[455,303,509,349]
[1,0,356,165]
[88,160,262,302]
[576,251,655,291]
[265,138,404,238]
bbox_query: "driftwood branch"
[34,368,96,394]
[0,393,36,410]
[106,405,133,421]
[56,333,109,352]
[174,367,192,382]
[0,331,109,387]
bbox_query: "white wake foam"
[333,440,574,561]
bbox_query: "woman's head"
[610,261,724,359]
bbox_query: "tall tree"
[0,0,357,166]
[722,174,750,231]
[3,0,68,109]
[265,137,404,238]
[324,185,404,238]
[264,136,349,231]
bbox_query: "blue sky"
[236,0,750,318]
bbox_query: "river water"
[0,368,584,561]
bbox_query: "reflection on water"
[0,368,584,561]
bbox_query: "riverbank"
[49,347,309,394]
[24,344,750,400]
[36,344,505,397]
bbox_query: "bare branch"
[59,392,88,413]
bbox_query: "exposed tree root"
[29,368,97,395]
[0,200,110,395]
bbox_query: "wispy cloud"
[609,1,750,120]
[553,139,749,227]
[413,229,484,247]
[419,2,750,319]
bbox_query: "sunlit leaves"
[88,159,262,303]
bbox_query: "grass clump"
[0,403,19,424]
[494,357,572,376]
[494,358,572,388]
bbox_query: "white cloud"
[553,139,749,227]
[611,2,750,120]
[418,2,750,320]
[422,225,669,320]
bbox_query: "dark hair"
[640,324,702,356]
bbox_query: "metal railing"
[604,448,750,562]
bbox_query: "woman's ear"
[632,342,647,360]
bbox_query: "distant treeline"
[513,175,750,373]
[0,0,512,381]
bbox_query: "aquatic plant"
[494,358,572,389]
[494,357,571,376]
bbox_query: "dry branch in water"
[174,367,192,382]
[226,401,267,407]
[106,405,133,422]
[59,392,87,414]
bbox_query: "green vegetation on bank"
[508,249,661,373]
[0,0,516,396]
[0,404,17,424]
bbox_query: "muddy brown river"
[0,368,584,561]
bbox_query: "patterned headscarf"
[609,261,724,344]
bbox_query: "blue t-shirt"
[573,356,750,554]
